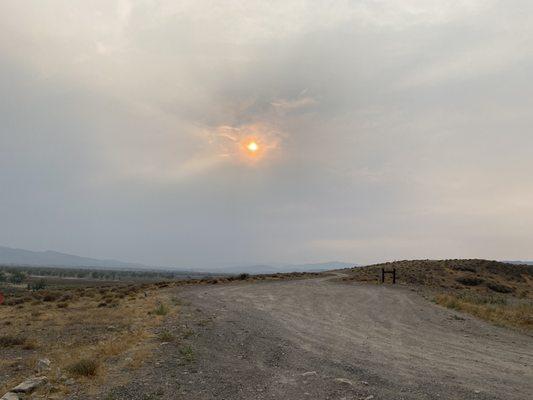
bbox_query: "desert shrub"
[42,291,61,302]
[238,273,249,280]
[57,302,69,308]
[487,282,513,293]
[0,335,26,348]
[29,279,46,291]
[458,292,507,305]
[67,358,99,377]
[5,297,25,306]
[456,277,483,286]
[59,293,73,302]
[179,345,195,362]
[22,339,38,350]
[435,294,460,309]
[453,265,477,273]
[154,303,168,316]
[9,271,26,284]
[158,331,175,342]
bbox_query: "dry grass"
[0,269,322,396]
[179,345,195,363]
[0,282,180,397]
[435,292,533,330]
[158,331,175,342]
[67,358,99,377]
[153,303,169,316]
[0,335,26,348]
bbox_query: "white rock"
[11,376,47,393]
[36,358,51,372]
[1,392,20,400]
[302,371,317,376]
[334,378,353,385]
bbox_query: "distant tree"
[9,271,26,284]
[29,279,46,291]
[0,271,6,282]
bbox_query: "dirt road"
[108,278,533,399]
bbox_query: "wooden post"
[381,268,397,284]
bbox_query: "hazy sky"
[1,1,532,268]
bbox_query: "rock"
[334,378,353,385]
[302,371,317,376]
[36,358,51,373]
[11,376,47,393]
[1,392,20,400]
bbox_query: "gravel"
[82,277,533,399]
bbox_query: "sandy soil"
[101,277,533,400]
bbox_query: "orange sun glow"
[246,141,259,153]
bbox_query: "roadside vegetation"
[434,292,532,330]
[0,279,180,398]
[342,259,533,332]
[0,264,211,284]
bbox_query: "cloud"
[1,0,532,266]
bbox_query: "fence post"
[380,268,397,284]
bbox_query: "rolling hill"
[0,245,144,269]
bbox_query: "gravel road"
[108,277,533,400]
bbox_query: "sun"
[246,141,259,153]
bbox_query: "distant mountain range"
[0,245,355,274]
[0,245,144,269]
[204,261,356,275]
[506,260,533,265]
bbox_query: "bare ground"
[98,276,533,400]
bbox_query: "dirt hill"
[341,259,533,331]
[342,259,532,296]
